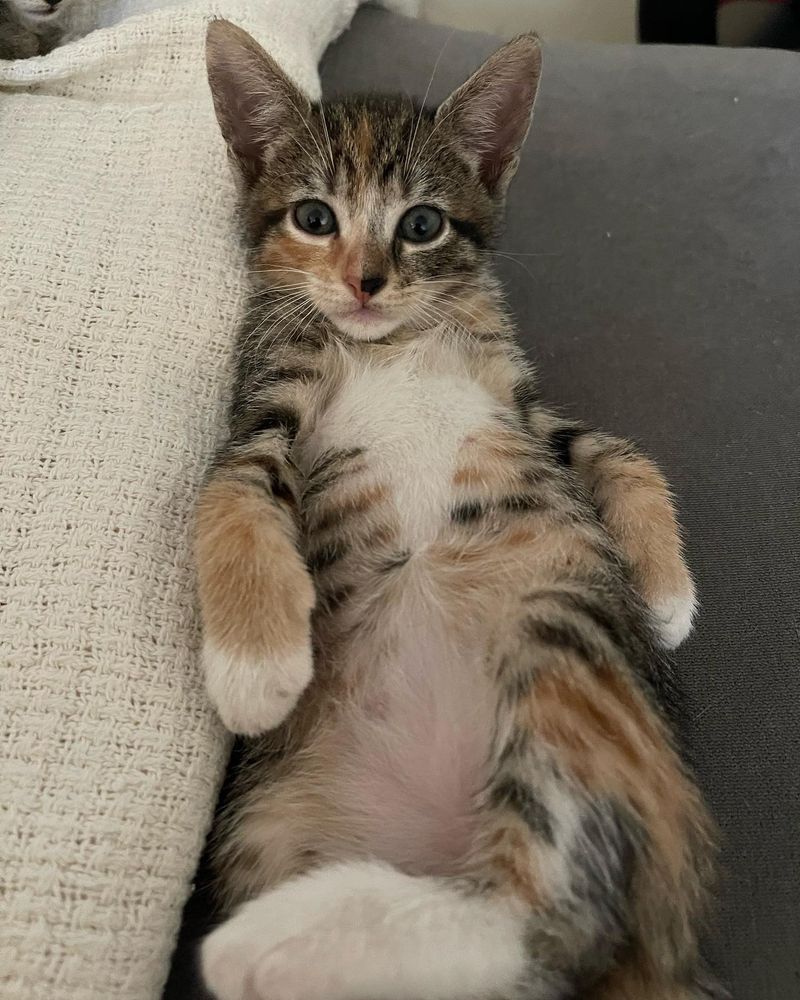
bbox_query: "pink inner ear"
[213,61,270,170]
[206,22,310,185]
[439,35,542,195]
[476,75,538,191]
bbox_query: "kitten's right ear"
[205,19,311,185]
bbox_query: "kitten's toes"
[650,587,697,649]
[202,912,264,1000]
[252,945,310,1000]
[203,639,313,736]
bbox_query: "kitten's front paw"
[203,640,313,736]
[650,588,697,649]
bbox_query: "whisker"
[408,97,462,177]
[479,250,539,282]
[317,101,336,179]
[404,29,455,176]
[249,296,313,354]
[247,266,317,279]
[487,250,562,258]
[287,95,333,181]
[239,292,307,322]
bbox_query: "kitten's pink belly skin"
[328,610,496,876]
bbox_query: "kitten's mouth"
[341,304,385,325]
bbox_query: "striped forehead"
[322,99,434,228]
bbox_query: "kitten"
[197,20,723,1000]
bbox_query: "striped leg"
[539,413,697,649]
[195,362,320,736]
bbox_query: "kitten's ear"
[205,19,311,185]
[436,34,542,198]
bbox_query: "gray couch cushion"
[166,9,799,999]
[320,9,800,1000]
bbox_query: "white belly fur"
[302,354,501,873]
[303,355,497,548]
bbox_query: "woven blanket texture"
[0,1,369,996]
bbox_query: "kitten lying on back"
[197,20,724,1000]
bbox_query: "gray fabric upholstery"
[166,9,800,999]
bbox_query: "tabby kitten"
[198,20,721,1000]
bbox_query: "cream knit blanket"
[0,2,386,996]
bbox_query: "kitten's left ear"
[436,34,542,199]
[205,19,311,185]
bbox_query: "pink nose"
[345,273,386,306]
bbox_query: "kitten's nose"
[360,275,386,297]
[345,273,386,305]
[45,0,61,7]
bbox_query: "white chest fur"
[302,350,497,548]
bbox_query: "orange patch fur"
[313,483,390,532]
[477,823,544,907]
[195,476,314,659]
[526,664,705,901]
[570,436,693,607]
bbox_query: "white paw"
[201,902,287,1000]
[650,589,697,649]
[203,922,324,1000]
[201,878,344,1000]
[252,939,330,1000]
[203,640,313,736]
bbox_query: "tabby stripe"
[265,366,318,384]
[244,406,300,444]
[495,727,530,769]
[379,551,411,573]
[450,216,487,249]
[307,540,349,573]
[526,618,605,665]
[548,426,583,466]
[525,589,627,655]
[225,457,296,509]
[451,500,486,524]
[500,493,543,514]
[318,585,354,613]
[251,208,286,247]
[513,377,538,416]
[266,468,296,508]
[303,447,365,501]
[490,777,554,844]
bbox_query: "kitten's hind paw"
[203,640,313,736]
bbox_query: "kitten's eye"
[398,205,443,244]
[294,200,337,236]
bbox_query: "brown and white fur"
[197,21,722,1000]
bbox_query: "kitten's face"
[250,100,496,341]
[207,22,542,342]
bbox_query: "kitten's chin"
[21,6,60,22]
[325,306,403,342]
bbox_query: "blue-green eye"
[294,200,337,236]
[399,205,443,243]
